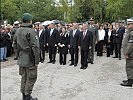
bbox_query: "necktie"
[73,30,76,37]
[83,31,86,39]
[50,29,53,36]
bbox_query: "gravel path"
[1,53,133,100]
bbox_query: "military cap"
[127,17,133,24]
[22,13,33,21]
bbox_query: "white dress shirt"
[98,29,105,41]
[39,29,43,37]
[50,28,54,36]
[73,29,77,37]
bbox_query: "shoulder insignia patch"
[35,36,38,40]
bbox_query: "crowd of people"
[0,17,126,68]
[1,13,133,100]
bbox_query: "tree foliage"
[106,0,133,22]
[1,0,63,23]
[1,0,133,23]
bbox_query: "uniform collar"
[21,23,32,28]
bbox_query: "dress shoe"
[25,95,38,100]
[69,63,74,66]
[14,57,18,60]
[90,61,94,64]
[123,80,128,83]
[41,61,44,63]
[88,60,91,63]
[80,65,84,69]
[0,60,5,62]
[110,52,113,55]
[74,64,77,67]
[52,61,55,64]
[47,61,52,63]
[119,58,121,60]
[83,67,87,70]
[3,59,8,61]
[120,82,132,87]
[80,67,84,69]
[120,80,133,87]
[113,56,118,58]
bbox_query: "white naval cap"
[48,21,54,25]
[14,21,19,25]
[127,17,133,24]
[42,21,50,26]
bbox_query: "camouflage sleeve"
[127,32,133,56]
[30,29,40,65]
[122,31,133,56]
[13,30,18,49]
[122,33,129,55]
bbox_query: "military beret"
[22,13,33,21]
[127,17,133,24]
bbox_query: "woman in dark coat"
[58,27,69,65]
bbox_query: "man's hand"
[62,44,65,47]
[78,46,80,50]
[55,44,57,47]
[124,54,129,59]
[68,45,70,48]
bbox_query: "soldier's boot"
[22,93,26,100]
[25,95,38,100]
[121,79,133,87]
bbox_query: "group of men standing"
[12,13,133,100]
[32,18,98,70]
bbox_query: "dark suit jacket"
[69,29,80,48]
[39,29,46,49]
[58,32,69,54]
[47,28,59,47]
[5,32,12,50]
[114,27,125,44]
[79,30,93,51]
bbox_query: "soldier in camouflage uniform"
[13,13,40,100]
[88,17,98,64]
[121,17,133,87]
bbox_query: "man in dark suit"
[39,24,46,63]
[79,23,93,69]
[68,23,80,66]
[113,22,125,60]
[47,21,59,64]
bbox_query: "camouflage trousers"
[126,59,133,79]
[19,66,37,95]
[88,44,95,61]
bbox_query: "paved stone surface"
[1,53,133,100]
